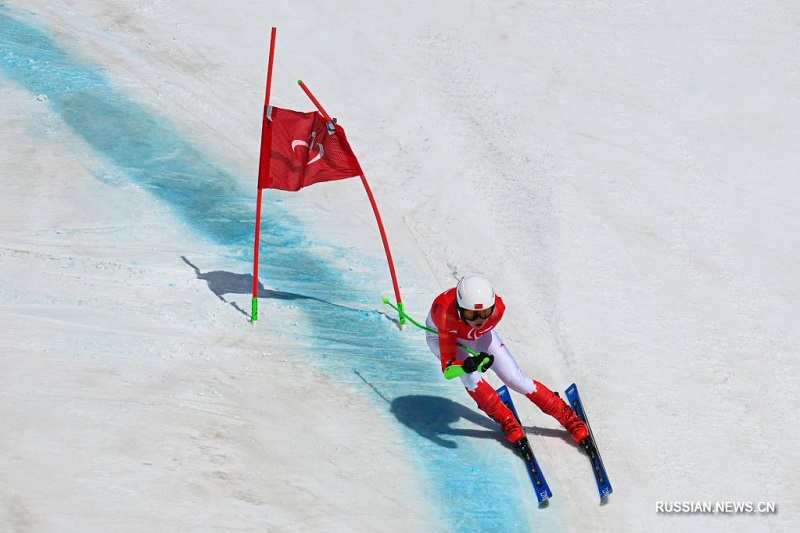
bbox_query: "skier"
[426,274,589,449]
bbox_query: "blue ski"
[565,383,612,502]
[496,385,553,505]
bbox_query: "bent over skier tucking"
[425,274,589,446]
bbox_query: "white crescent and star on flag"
[291,130,324,164]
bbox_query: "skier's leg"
[425,315,523,443]
[461,375,525,444]
[483,331,589,443]
[525,380,589,442]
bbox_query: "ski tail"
[565,383,612,502]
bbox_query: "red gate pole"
[297,80,406,326]
[251,27,277,323]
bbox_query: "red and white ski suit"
[425,287,536,395]
[425,287,590,444]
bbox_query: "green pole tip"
[382,297,390,304]
[251,297,259,322]
[297,79,303,84]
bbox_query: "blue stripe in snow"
[0,7,543,532]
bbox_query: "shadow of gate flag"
[259,106,363,191]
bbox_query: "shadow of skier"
[391,395,506,449]
[390,394,574,449]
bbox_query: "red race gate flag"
[259,106,363,191]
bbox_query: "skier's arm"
[438,329,460,374]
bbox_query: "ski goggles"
[459,306,494,322]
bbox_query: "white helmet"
[456,274,495,311]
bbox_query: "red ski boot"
[526,381,589,443]
[467,380,525,443]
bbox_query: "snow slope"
[2,1,799,532]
